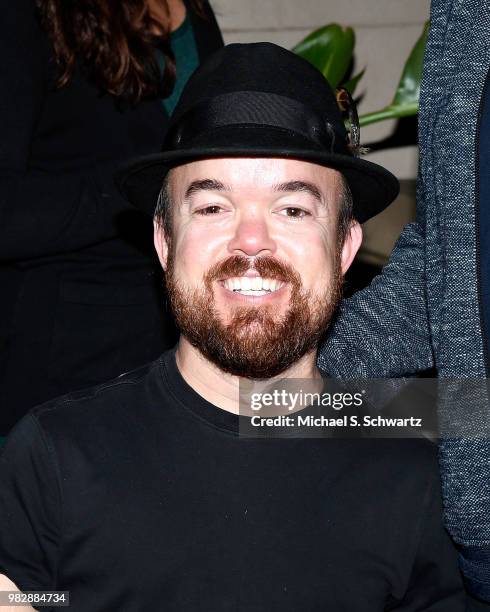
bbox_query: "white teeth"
[241,277,252,291]
[222,276,285,294]
[251,277,261,290]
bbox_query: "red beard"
[165,251,343,379]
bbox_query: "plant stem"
[359,103,418,127]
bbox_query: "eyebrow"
[272,180,324,205]
[183,178,325,206]
[184,179,229,200]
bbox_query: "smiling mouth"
[220,276,287,296]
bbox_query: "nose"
[227,209,277,257]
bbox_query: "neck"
[148,0,186,32]
[175,337,322,414]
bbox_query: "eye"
[195,205,224,215]
[279,207,312,219]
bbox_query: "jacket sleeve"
[0,0,132,262]
[317,221,434,377]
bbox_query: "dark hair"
[154,170,355,243]
[35,0,203,105]
[337,178,354,243]
[155,173,174,238]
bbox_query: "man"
[0,43,470,610]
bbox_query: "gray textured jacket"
[318,0,490,600]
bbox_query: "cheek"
[171,225,225,284]
[282,226,337,291]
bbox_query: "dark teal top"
[161,12,199,115]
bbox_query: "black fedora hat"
[116,42,399,223]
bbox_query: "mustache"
[204,255,302,287]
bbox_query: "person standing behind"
[318,0,490,603]
[0,0,223,437]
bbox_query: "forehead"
[168,157,343,193]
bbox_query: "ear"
[340,220,363,275]
[153,219,169,271]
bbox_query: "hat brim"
[115,139,399,224]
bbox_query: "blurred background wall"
[210,0,430,267]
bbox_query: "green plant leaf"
[358,21,429,127]
[343,69,365,95]
[292,24,355,88]
[392,20,428,107]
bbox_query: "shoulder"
[353,437,439,474]
[363,436,437,462]
[362,437,441,506]
[331,436,441,498]
[30,358,164,441]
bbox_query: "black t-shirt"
[0,347,468,611]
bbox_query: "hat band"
[166,91,349,155]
